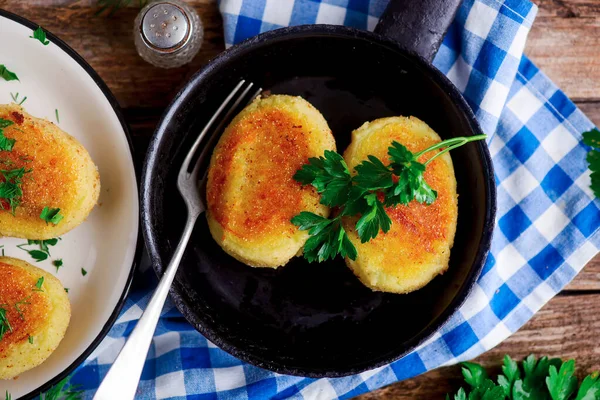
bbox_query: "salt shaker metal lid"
[134,0,204,69]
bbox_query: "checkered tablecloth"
[69,0,600,399]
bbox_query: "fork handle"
[93,213,200,400]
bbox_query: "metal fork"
[94,80,261,400]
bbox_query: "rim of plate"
[0,9,143,399]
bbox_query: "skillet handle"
[374,0,462,62]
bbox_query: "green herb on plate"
[0,65,19,82]
[81,268,87,276]
[14,297,30,320]
[35,276,44,291]
[30,26,50,45]
[55,109,60,124]
[10,92,27,106]
[41,375,83,400]
[53,258,63,273]
[28,335,34,344]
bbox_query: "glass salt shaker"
[134,0,203,68]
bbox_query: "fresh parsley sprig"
[292,135,486,262]
[582,128,600,198]
[447,354,600,400]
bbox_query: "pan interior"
[145,29,490,376]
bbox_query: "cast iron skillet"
[142,0,496,377]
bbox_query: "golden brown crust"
[0,104,100,239]
[343,116,459,294]
[206,95,335,268]
[0,257,71,379]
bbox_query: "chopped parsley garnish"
[41,375,83,400]
[18,238,59,261]
[64,288,69,293]
[55,109,60,124]
[28,249,48,262]
[0,307,12,341]
[40,206,64,225]
[53,258,63,272]
[30,26,50,45]
[0,118,15,151]
[10,92,27,106]
[0,65,19,81]
[293,135,486,262]
[28,335,34,344]
[14,298,30,320]
[583,128,600,198]
[35,276,44,291]
[0,167,31,214]
[81,268,88,276]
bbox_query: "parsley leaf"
[41,375,83,400]
[353,155,394,191]
[30,26,50,45]
[53,259,63,272]
[291,212,357,262]
[28,335,34,344]
[575,372,600,400]
[386,141,437,206]
[582,128,600,198]
[0,65,19,81]
[0,118,14,129]
[462,362,489,388]
[81,268,88,276]
[0,167,30,214]
[294,151,352,207]
[40,206,64,225]
[546,360,578,400]
[0,307,12,342]
[35,277,44,290]
[355,193,391,243]
[29,250,48,262]
[498,355,521,397]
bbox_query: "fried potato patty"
[342,117,458,294]
[0,104,100,239]
[0,257,71,379]
[206,95,336,268]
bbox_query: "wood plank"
[355,293,600,399]
[526,0,600,101]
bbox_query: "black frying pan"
[141,0,496,377]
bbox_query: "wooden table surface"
[1,0,599,398]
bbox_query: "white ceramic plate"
[0,11,140,399]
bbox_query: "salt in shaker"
[134,0,204,68]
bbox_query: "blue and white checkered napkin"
[71,0,600,398]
